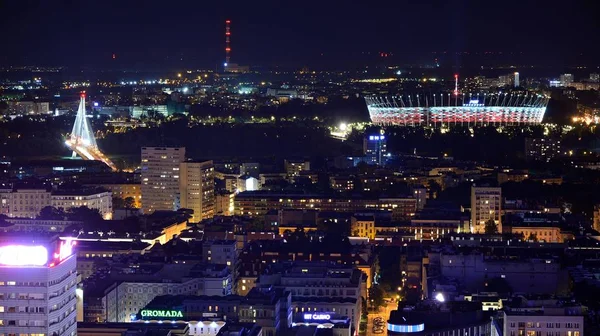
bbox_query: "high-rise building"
[179,160,215,221]
[560,73,574,86]
[590,73,600,83]
[0,235,77,336]
[363,131,388,166]
[141,147,185,214]
[470,185,502,234]
[514,72,520,87]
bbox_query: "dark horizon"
[1,0,599,70]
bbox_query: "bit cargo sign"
[140,310,184,319]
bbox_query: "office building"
[432,251,561,294]
[216,192,235,216]
[329,175,355,192]
[502,298,583,336]
[138,287,290,336]
[350,214,375,239]
[203,240,238,271]
[141,147,186,214]
[284,160,310,179]
[471,186,502,234]
[363,132,387,166]
[6,101,50,115]
[237,176,259,192]
[180,160,216,221]
[590,73,600,83]
[560,74,574,87]
[240,163,260,176]
[51,189,113,220]
[83,263,232,323]
[258,261,363,332]
[514,72,520,87]
[5,188,51,218]
[235,192,417,220]
[0,235,77,336]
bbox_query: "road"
[366,301,396,336]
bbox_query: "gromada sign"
[140,310,184,319]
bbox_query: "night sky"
[1,0,599,69]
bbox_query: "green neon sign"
[140,310,184,319]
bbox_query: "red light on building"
[226,20,231,24]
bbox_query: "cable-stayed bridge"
[65,93,117,171]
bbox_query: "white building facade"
[51,190,113,220]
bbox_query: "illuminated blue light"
[387,323,425,333]
[224,62,228,67]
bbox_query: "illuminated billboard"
[0,238,76,267]
[0,245,49,266]
[303,313,331,321]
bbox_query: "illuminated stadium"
[365,93,549,126]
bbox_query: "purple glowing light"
[0,245,48,266]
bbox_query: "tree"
[123,197,135,209]
[38,206,66,220]
[528,233,538,242]
[368,285,385,309]
[67,206,103,223]
[361,297,368,319]
[484,219,498,234]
